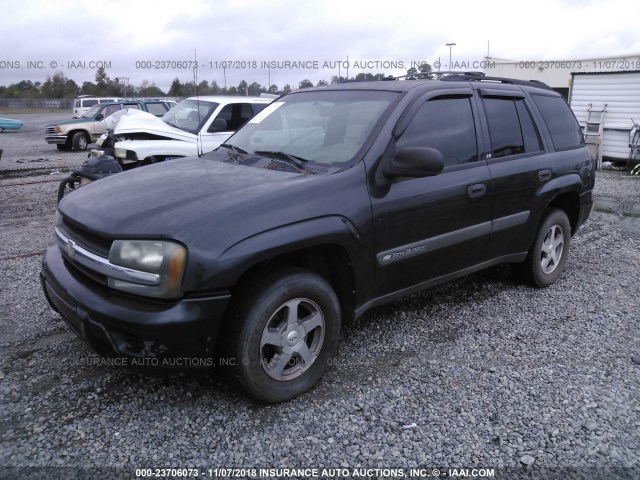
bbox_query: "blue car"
[0,117,23,132]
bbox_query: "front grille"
[57,215,113,285]
[63,257,108,286]
[46,126,56,135]
[59,217,111,258]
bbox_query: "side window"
[252,103,269,115]
[145,103,168,116]
[101,104,121,118]
[209,104,234,132]
[397,97,478,168]
[236,103,254,129]
[515,100,543,152]
[531,94,584,150]
[483,98,525,158]
[209,104,255,132]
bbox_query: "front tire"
[71,132,88,151]
[226,268,341,403]
[519,208,571,287]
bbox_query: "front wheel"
[519,208,571,288]
[71,132,88,151]
[225,268,341,403]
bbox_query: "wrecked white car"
[96,96,272,166]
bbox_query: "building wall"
[569,71,640,160]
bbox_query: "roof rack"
[440,73,552,90]
[382,71,486,81]
[382,72,433,81]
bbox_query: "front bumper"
[45,135,68,145]
[41,246,230,364]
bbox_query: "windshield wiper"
[254,150,313,173]
[220,143,248,154]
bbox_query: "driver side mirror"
[95,114,104,121]
[382,146,444,179]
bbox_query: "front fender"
[182,215,374,297]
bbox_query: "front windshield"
[83,104,102,118]
[225,90,398,165]
[161,99,218,133]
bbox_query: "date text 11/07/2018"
[516,60,640,70]
[135,467,497,478]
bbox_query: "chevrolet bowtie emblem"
[64,239,76,259]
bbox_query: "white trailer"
[569,71,640,162]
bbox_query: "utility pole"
[446,43,456,74]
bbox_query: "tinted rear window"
[531,94,584,150]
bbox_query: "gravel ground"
[0,128,639,480]
[0,113,89,174]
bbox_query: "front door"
[370,90,492,296]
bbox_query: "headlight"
[54,126,61,133]
[108,240,186,299]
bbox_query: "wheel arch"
[545,191,581,235]
[537,173,583,235]
[69,128,90,140]
[231,243,358,323]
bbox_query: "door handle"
[538,169,552,182]
[467,183,487,198]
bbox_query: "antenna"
[193,49,204,157]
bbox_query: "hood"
[48,117,95,127]
[113,111,195,142]
[58,156,307,243]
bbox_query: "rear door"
[370,88,492,296]
[476,88,548,257]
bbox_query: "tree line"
[0,64,432,99]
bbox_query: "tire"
[225,267,341,403]
[519,208,571,288]
[71,132,88,151]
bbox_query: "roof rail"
[382,71,486,81]
[441,73,553,90]
[382,72,434,81]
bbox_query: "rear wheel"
[71,132,88,151]
[225,268,341,403]
[518,208,571,287]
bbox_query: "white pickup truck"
[97,96,273,166]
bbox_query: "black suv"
[41,74,595,403]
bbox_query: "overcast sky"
[1,0,639,92]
